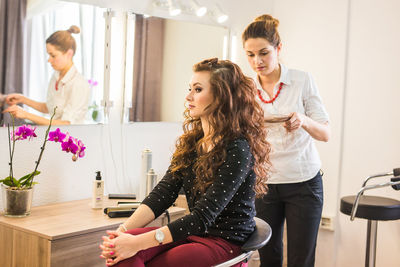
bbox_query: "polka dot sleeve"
[141,169,184,219]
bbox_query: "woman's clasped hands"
[100,230,140,266]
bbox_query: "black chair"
[213,217,272,267]
[340,168,400,267]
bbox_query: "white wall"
[336,0,400,266]
[0,122,182,208]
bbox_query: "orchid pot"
[2,184,34,217]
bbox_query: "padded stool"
[213,217,272,267]
[340,169,400,267]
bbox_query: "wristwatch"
[155,228,165,245]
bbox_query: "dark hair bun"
[67,25,80,34]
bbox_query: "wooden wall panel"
[12,230,50,267]
[0,225,14,267]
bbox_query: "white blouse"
[255,64,329,184]
[46,65,90,124]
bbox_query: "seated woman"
[3,25,90,125]
[100,58,271,267]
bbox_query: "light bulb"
[217,14,228,23]
[213,4,228,24]
[196,6,207,17]
[169,7,181,16]
[168,0,181,16]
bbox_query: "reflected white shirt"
[46,65,90,124]
[255,64,329,184]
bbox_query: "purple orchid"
[3,108,86,190]
[47,129,86,161]
[76,139,86,158]
[88,79,98,87]
[61,136,79,154]
[48,128,66,143]
[12,125,37,141]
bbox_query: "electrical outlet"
[320,215,334,231]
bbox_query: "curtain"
[0,0,27,125]
[130,15,164,122]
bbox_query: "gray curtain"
[0,0,27,125]
[130,15,164,122]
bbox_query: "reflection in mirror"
[124,15,229,122]
[22,2,105,125]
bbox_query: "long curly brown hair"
[170,58,270,197]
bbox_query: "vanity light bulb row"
[153,0,228,23]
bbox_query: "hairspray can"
[140,149,152,200]
[146,168,158,195]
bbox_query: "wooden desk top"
[0,198,185,241]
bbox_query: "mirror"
[21,1,106,125]
[20,1,229,125]
[124,16,229,122]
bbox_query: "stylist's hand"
[284,112,306,132]
[100,230,139,266]
[3,105,28,119]
[6,93,25,105]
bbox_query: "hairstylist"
[242,14,330,267]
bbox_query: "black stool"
[340,168,400,267]
[213,217,272,267]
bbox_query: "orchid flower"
[48,128,66,143]
[88,79,98,87]
[48,128,87,161]
[12,125,37,141]
[76,139,86,158]
[61,136,79,154]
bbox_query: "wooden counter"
[0,198,186,267]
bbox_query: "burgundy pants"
[113,227,247,267]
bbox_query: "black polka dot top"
[142,138,257,245]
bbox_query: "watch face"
[155,229,165,244]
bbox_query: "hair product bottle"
[92,171,104,209]
[146,168,157,196]
[140,149,152,201]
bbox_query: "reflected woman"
[4,25,90,125]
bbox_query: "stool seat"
[241,217,271,251]
[340,195,400,221]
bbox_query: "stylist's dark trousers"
[255,171,323,267]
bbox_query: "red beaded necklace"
[55,80,60,91]
[257,82,283,104]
